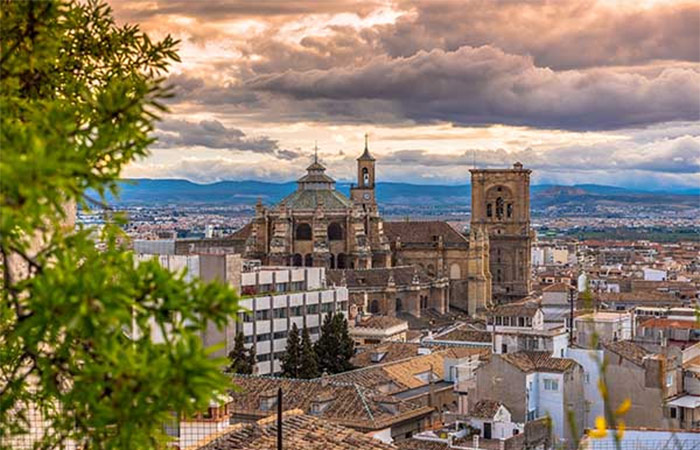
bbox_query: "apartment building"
[136,253,349,375]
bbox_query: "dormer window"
[259,392,278,411]
[370,350,387,363]
[377,398,399,414]
[310,394,334,415]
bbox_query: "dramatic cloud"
[107,0,700,188]
[153,119,301,160]
[248,46,700,130]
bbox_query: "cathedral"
[230,138,533,317]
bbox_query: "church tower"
[470,162,533,302]
[350,134,377,210]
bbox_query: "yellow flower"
[589,416,608,439]
[615,398,631,416]
[597,379,608,398]
[616,420,625,440]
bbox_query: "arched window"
[507,203,513,218]
[487,203,493,217]
[370,300,380,314]
[427,264,436,277]
[328,222,343,241]
[496,197,504,219]
[362,167,370,186]
[396,298,403,312]
[295,223,312,240]
[337,253,348,269]
[292,253,303,267]
[304,254,313,267]
[449,263,461,280]
[329,254,336,269]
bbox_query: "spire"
[314,141,319,163]
[358,133,375,161]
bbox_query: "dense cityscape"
[3,1,699,450]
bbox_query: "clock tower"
[350,134,377,209]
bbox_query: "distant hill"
[100,179,699,210]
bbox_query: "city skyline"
[108,0,700,190]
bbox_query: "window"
[666,373,673,388]
[273,331,287,340]
[527,410,536,421]
[273,307,287,319]
[256,353,271,362]
[501,344,508,354]
[238,312,253,323]
[291,305,304,317]
[258,284,272,293]
[295,223,312,240]
[328,222,344,241]
[275,283,287,292]
[670,407,677,419]
[309,326,319,335]
[321,302,333,313]
[526,317,532,327]
[486,203,493,217]
[255,309,270,321]
[306,303,319,314]
[507,203,513,218]
[584,373,590,384]
[257,333,271,342]
[244,335,254,344]
[544,379,559,391]
[495,316,502,326]
[338,301,348,312]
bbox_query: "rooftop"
[603,340,653,366]
[193,409,396,450]
[470,399,506,419]
[383,221,469,246]
[500,351,578,373]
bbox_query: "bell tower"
[350,134,376,209]
[470,162,533,302]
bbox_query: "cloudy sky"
[110,0,700,190]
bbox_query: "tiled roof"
[490,301,541,318]
[603,340,652,366]
[596,291,680,304]
[639,318,699,330]
[435,325,492,343]
[500,351,578,373]
[228,222,252,240]
[470,399,504,419]
[331,348,485,393]
[354,315,408,330]
[194,409,397,450]
[227,375,433,431]
[351,343,423,368]
[327,266,434,288]
[542,283,571,293]
[279,189,353,210]
[384,221,469,246]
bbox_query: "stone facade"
[243,144,391,270]
[470,162,533,302]
[232,141,535,318]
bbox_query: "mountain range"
[100,179,699,211]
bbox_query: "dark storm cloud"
[380,135,700,174]
[379,0,700,70]
[248,45,700,130]
[154,119,301,160]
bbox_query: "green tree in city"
[0,1,241,448]
[226,332,255,375]
[298,326,319,379]
[315,313,355,374]
[280,323,301,378]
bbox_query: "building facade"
[470,163,533,302]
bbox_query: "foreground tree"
[0,1,240,448]
[298,326,319,379]
[226,332,256,375]
[315,312,355,374]
[280,323,301,378]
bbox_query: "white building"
[643,267,667,281]
[135,253,349,376]
[574,311,633,348]
[565,347,605,429]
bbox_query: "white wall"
[566,348,604,428]
[536,372,565,442]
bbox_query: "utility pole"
[568,286,575,346]
[277,388,283,450]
